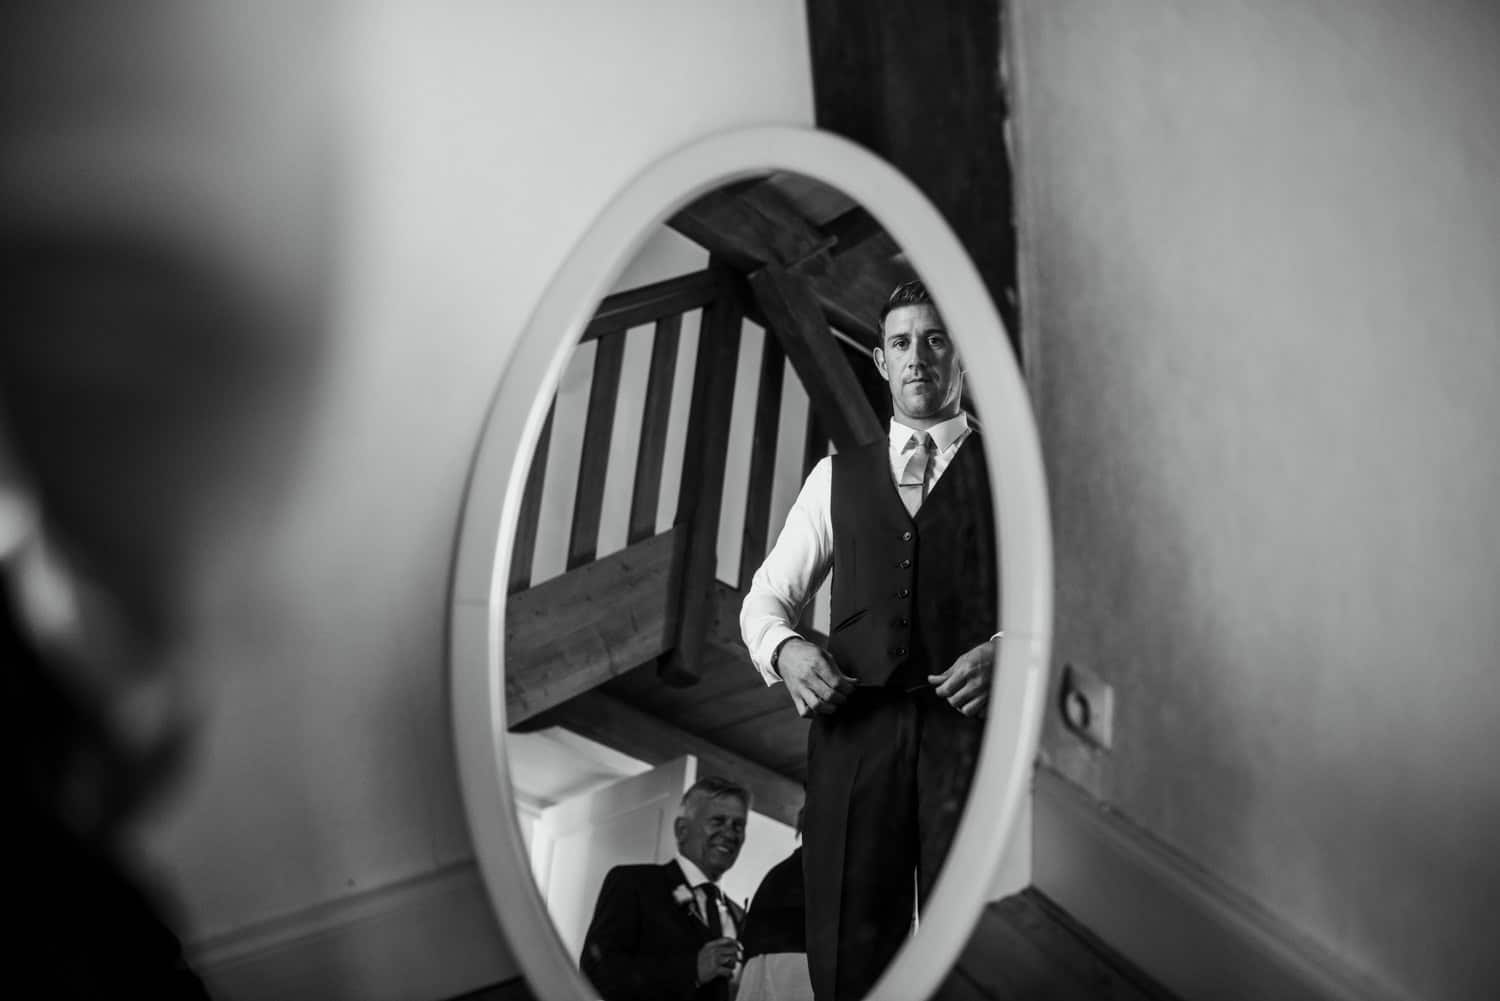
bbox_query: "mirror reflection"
[503,172,999,1001]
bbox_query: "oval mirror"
[450,126,1052,1001]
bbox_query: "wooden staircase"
[501,174,941,829]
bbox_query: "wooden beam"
[801,232,917,350]
[822,205,885,257]
[546,690,805,829]
[505,529,685,725]
[668,185,834,273]
[658,274,743,686]
[749,265,884,452]
[668,185,915,350]
[804,0,1020,350]
[581,268,721,342]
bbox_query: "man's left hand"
[927,641,995,718]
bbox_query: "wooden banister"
[581,268,722,343]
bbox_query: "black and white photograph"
[5,4,1497,1001]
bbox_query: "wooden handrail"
[581,268,723,343]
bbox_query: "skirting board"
[1032,769,1410,1001]
[188,861,518,1001]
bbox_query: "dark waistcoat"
[827,432,999,689]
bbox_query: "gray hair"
[681,775,751,815]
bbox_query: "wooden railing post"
[658,267,744,686]
[508,403,555,595]
[627,312,683,545]
[567,332,626,570]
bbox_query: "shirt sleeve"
[739,456,834,686]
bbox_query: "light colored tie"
[899,432,935,517]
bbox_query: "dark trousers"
[801,686,985,1001]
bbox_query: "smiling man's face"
[674,793,747,881]
[874,302,964,430]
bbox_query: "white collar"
[889,412,970,454]
[675,854,716,888]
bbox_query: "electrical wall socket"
[1058,662,1115,751]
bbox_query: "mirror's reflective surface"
[502,171,1001,1001]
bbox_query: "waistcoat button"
[901,530,913,542]
[898,558,911,569]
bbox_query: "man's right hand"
[696,937,741,984]
[777,639,856,717]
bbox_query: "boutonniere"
[672,884,696,911]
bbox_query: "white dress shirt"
[675,854,738,939]
[739,414,974,686]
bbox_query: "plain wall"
[134,0,814,964]
[1016,1,1500,999]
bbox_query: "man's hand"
[928,640,995,717]
[777,639,856,718]
[696,937,742,984]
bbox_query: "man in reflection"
[740,280,998,1001]
[581,775,750,1001]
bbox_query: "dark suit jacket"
[580,860,747,1001]
[740,847,805,960]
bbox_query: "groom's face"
[674,794,747,881]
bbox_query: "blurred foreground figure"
[1,2,339,995]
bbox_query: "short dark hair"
[878,279,934,326]
[681,775,751,814]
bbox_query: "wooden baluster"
[659,268,743,686]
[628,312,683,545]
[567,332,626,570]
[508,403,555,595]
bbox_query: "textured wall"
[1016,2,1500,998]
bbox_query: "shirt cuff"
[754,625,803,686]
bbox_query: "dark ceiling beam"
[668,184,835,273]
[822,205,886,258]
[804,0,1021,353]
[749,265,885,452]
[667,184,916,351]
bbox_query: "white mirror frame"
[449,125,1053,1001]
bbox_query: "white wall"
[128,2,816,997]
[1016,2,1500,999]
